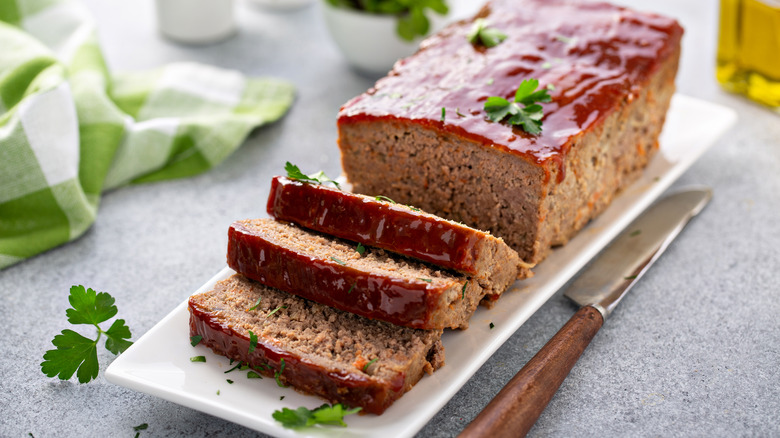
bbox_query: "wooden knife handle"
[459,306,604,438]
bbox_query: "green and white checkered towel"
[0,0,295,269]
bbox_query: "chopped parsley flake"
[489,322,495,329]
[227,379,234,384]
[375,195,396,204]
[190,356,206,363]
[133,424,148,432]
[280,396,285,401]
[418,278,432,283]
[276,359,289,387]
[363,358,379,371]
[630,230,641,237]
[224,362,242,373]
[190,335,203,347]
[248,330,258,354]
[266,305,287,318]
[272,403,362,429]
[625,275,638,280]
[330,256,346,266]
[467,18,508,48]
[247,371,262,379]
[462,281,468,300]
[347,283,356,294]
[441,107,446,122]
[356,243,366,256]
[247,297,262,311]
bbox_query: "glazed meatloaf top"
[189,274,444,415]
[338,0,683,180]
[266,176,527,278]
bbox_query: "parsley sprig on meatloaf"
[285,162,341,189]
[484,79,552,135]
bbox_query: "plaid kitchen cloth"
[0,0,295,269]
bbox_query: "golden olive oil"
[717,0,780,109]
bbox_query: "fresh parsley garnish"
[363,358,378,371]
[267,305,287,318]
[462,281,468,300]
[330,256,346,265]
[276,358,289,387]
[467,18,507,48]
[280,396,286,401]
[227,379,234,384]
[441,107,446,122]
[347,283,356,294]
[356,243,366,256]
[40,285,133,384]
[247,371,262,379]
[225,362,242,373]
[190,335,203,347]
[625,275,638,280]
[190,356,206,363]
[247,297,262,311]
[375,195,396,204]
[133,423,148,438]
[217,390,221,396]
[630,230,641,237]
[489,322,495,329]
[418,278,432,283]
[285,162,340,189]
[484,78,552,135]
[273,403,362,429]
[248,330,258,354]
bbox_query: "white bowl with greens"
[322,0,449,75]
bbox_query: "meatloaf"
[228,219,490,329]
[189,274,445,415]
[337,0,683,263]
[267,175,529,279]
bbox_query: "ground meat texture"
[337,0,683,264]
[189,274,445,415]
[228,219,494,329]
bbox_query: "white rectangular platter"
[106,95,737,438]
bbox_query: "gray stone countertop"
[2,0,778,437]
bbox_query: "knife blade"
[459,187,712,438]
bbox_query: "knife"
[459,187,712,438]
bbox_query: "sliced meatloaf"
[189,274,445,415]
[337,0,683,264]
[228,218,491,329]
[266,175,529,280]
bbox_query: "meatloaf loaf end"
[337,0,683,264]
[189,274,445,415]
[228,219,490,329]
[267,175,529,281]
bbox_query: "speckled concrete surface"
[2,0,778,437]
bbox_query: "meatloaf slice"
[337,0,683,264]
[189,274,444,415]
[228,219,490,329]
[266,176,529,280]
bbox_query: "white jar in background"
[248,0,314,11]
[155,0,236,44]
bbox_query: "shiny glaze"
[267,176,483,275]
[338,0,683,181]
[188,299,404,414]
[228,220,450,329]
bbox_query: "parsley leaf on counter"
[484,78,551,135]
[273,403,362,429]
[41,286,133,384]
[285,162,341,189]
[468,19,507,48]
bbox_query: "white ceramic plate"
[106,95,736,438]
